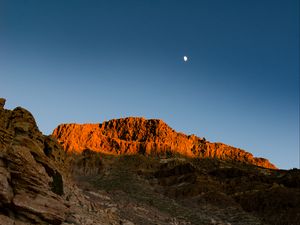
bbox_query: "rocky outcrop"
[53,117,276,169]
[0,99,122,225]
[0,101,68,224]
[0,98,5,109]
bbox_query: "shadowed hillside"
[1,98,299,225]
[71,152,300,225]
[0,98,127,225]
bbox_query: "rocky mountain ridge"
[0,98,125,225]
[53,117,276,169]
[2,98,299,225]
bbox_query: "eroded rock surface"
[53,118,276,169]
[0,100,122,225]
[1,99,298,225]
[0,98,5,109]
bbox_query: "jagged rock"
[53,117,276,169]
[2,98,297,225]
[0,98,5,109]
[0,214,14,225]
[0,99,122,225]
[0,101,68,224]
[0,158,13,205]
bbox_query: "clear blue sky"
[0,0,299,169]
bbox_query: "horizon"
[0,0,299,169]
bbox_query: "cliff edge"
[53,117,276,169]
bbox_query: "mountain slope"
[0,98,123,225]
[53,117,276,169]
[1,98,299,225]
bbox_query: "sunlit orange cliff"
[52,117,277,169]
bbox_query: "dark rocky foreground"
[72,152,300,225]
[0,99,125,225]
[0,98,299,225]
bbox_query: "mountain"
[0,98,125,225]
[1,98,299,225]
[53,117,276,169]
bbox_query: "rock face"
[0,103,68,224]
[2,98,298,225]
[0,99,122,225]
[0,98,5,109]
[53,117,276,169]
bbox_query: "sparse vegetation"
[68,153,300,225]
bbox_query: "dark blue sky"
[0,0,299,169]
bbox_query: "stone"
[0,98,5,109]
[0,214,14,225]
[0,166,13,205]
[0,100,123,225]
[52,118,277,169]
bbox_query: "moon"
[183,56,188,62]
